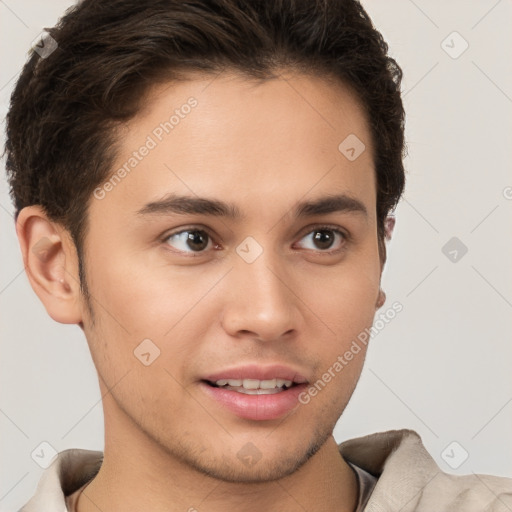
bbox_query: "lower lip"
[200,381,308,421]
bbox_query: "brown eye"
[296,227,346,252]
[164,229,212,253]
[312,229,336,250]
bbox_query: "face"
[80,70,382,482]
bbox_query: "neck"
[78,397,358,512]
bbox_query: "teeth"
[241,379,259,389]
[214,378,294,389]
[259,379,277,389]
[225,387,283,395]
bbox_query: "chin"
[180,430,330,484]
[192,453,307,484]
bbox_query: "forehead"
[92,70,376,224]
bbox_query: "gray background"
[1,1,511,510]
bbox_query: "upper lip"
[202,364,309,384]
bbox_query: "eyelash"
[161,224,350,257]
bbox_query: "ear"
[375,288,386,310]
[384,215,396,241]
[15,205,83,324]
[375,215,396,309]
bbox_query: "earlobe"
[375,288,386,309]
[15,206,83,324]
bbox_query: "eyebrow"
[136,193,368,220]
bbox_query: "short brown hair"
[5,0,406,293]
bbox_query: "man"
[4,0,511,510]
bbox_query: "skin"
[16,70,387,512]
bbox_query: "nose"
[220,248,299,342]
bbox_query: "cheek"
[303,257,380,337]
[296,269,376,414]
[294,256,379,394]
[82,250,192,407]
[86,245,198,339]
[306,287,375,379]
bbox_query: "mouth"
[199,365,309,421]
[203,378,299,395]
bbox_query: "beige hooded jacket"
[19,429,512,511]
